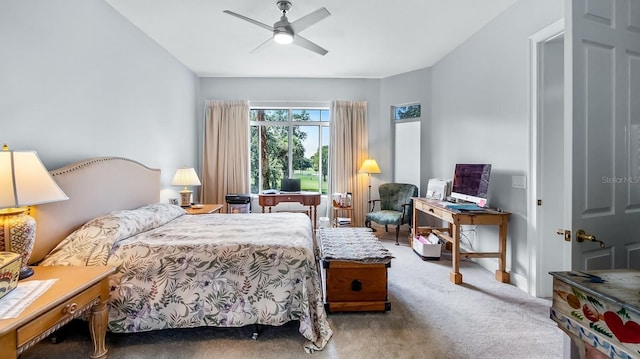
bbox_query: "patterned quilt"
[40,203,332,352]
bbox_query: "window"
[393,103,421,121]
[250,107,330,194]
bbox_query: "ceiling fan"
[223,1,331,56]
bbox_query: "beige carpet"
[22,227,564,359]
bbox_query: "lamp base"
[179,190,193,207]
[0,209,36,281]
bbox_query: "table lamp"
[358,158,381,212]
[0,145,69,279]
[171,167,201,207]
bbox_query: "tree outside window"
[393,103,421,120]
[250,108,330,194]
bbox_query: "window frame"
[392,102,422,121]
[249,104,330,194]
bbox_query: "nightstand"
[184,204,224,215]
[0,265,114,359]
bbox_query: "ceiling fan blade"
[293,34,328,56]
[250,37,273,54]
[290,8,330,33]
[223,10,273,32]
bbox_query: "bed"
[31,157,332,352]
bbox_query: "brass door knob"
[576,229,605,248]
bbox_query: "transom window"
[250,107,330,194]
[393,103,421,121]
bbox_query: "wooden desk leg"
[89,298,109,359]
[311,205,316,231]
[450,223,463,284]
[495,217,510,283]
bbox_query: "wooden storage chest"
[318,227,393,313]
[323,260,390,313]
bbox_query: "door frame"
[528,18,568,297]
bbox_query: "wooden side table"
[332,206,353,227]
[184,204,224,215]
[0,265,115,359]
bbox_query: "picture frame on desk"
[426,178,451,201]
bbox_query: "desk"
[412,198,511,285]
[258,192,321,230]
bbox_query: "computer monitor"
[450,164,491,207]
[280,178,301,193]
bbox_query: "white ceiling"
[105,0,518,79]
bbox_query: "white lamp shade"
[171,168,201,187]
[0,149,68,208]
[358,158,381,174]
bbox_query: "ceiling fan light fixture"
[273,30,293,44]
[224,1,329,55]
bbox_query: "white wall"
[380,68,432,194]
[429,0,563,288]
[0,0,199,202]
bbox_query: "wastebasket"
[225,194,251,213]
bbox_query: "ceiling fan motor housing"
[273,3,294,43]
[273,22,294,43]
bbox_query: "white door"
[566,0,640,270]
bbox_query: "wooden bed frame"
[31,157,160,264]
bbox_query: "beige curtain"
[329,100,369,227]
[201,100,250,208]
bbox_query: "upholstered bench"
[318,227,394,313]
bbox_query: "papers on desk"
[444,203,484,211]
[0,279,57,319]
[337,217,351,225]
[439,202,504,213]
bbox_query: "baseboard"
[470,257,529,294]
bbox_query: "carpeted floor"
[22,227,564,359]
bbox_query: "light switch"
[512,175,526,189]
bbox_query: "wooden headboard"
[30,157,161,264]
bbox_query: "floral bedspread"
[40,204,332,352]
